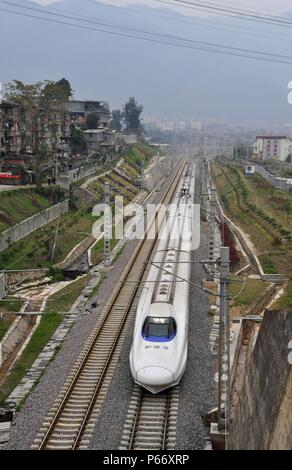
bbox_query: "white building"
[253,135,292,162]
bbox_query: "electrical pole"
[104,181,111,267]
[218,246,231,436]
[140,159,145,193]
[51,214,61,263]
[55,153,58,184]
[207,188,217,281]
[156,159,162,192]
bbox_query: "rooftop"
[256,135,288,140]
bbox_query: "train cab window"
[142,317,176,342]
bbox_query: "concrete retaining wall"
[4,270,49,287]
[228,309,292,449]
[72,187,97,206]
[145,157,172,191]
[56,235,95,270]
[59,164,101,189]
[250,284,278,315]
[0,273,4,298]
[0,200,69,253]
[0,312,32,364]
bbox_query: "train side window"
[142,317,176,342]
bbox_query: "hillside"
[0,189,54,234]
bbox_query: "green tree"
[69,128,87,154]
[43,78,73,102]
[85,112,100,130]
[123,97,143,135]
[110,109,123,131]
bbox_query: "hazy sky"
[36,0,292,15]
[104,0,292,14]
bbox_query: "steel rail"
[35,158,186,450]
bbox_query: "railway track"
[32,159,185,450]
[119,385,180,450]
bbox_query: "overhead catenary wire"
[0,2,292,64]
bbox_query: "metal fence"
[238,160,292,192]
[0,199,69,253]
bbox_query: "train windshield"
[142,317,176,342]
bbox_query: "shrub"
[220,222,240,266]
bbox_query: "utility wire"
[174,0,292,23]
[84,0,292,44]
[3,0,292,60]
[1,3,292,64]
[157,0,292,29]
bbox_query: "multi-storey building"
[253,135,292,162]
[83,128,116,153]
[0,98,113,178]
[0,102,22,157]
[65,100,110,129]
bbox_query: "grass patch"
[271,280,292,309]
[229,278,268,307]
[0,275,89,404]
[260,256,278,274]
[211,160,292,278]
[125,142,156,171]
[91,236,118,266]
[0,188,53,233]
[0,208,99,270]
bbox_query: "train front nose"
[137,367,174,388]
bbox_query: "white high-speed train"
[129,163,196,394]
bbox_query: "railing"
[0,199,69,253]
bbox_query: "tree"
[85,112,99,130]
[43,78,73,102]
[69,128,87,154]
[4,80,49,184]
[123,97,143,135]
[110,109,123,131]
[4,79,74,183]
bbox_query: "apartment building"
[253,135,292,162]
[65,100,110,129]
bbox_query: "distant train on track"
[130,162,196,393]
